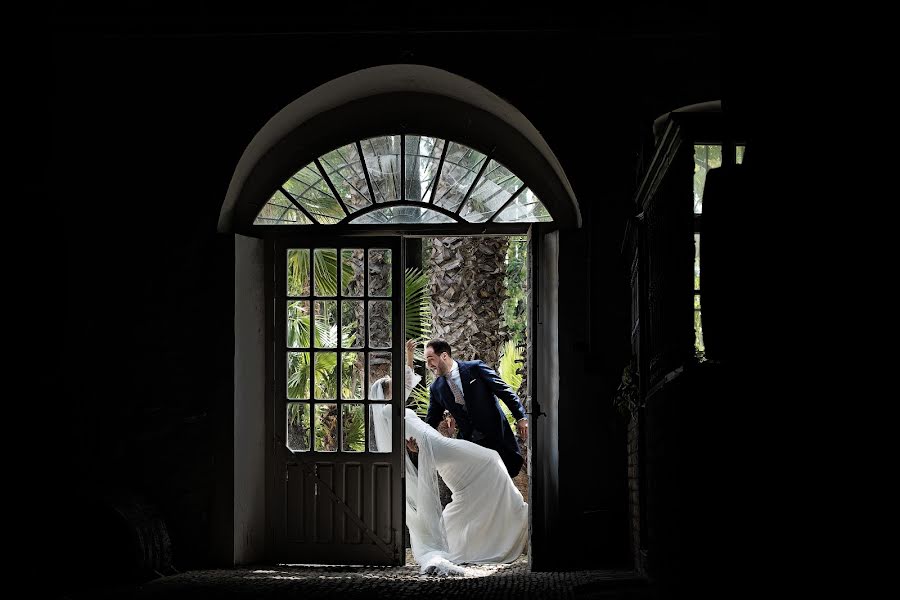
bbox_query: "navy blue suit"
[426,360,526,478]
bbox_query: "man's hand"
[516,417,528,441]
[405,436,419,453]
[445,413,457,438]
[438,411,457,438]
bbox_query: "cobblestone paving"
[63,552,650,599]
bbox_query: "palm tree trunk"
[428,236,509,368]
[430,236,530,502]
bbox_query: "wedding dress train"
[370,368,527,574]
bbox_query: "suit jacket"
[426,360,526,478]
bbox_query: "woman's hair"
[370,375,391,401]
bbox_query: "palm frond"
[342,404,366,451]
[498,340,523,391]
[407,385,430,418]
[498,340,523,428]
[313,249,339,296]
[405,266,432,341]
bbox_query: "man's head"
[424,339,453,376]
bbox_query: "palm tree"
[428,236,509,367]
[429,237,529,500]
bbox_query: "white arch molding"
[219,64,580,234]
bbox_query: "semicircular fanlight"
[254,135,553,226]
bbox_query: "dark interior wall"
[57,35,239,568]
[55,5,722,576]
[553,120,653,568]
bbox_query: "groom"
[422,338,528,478]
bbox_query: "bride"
[370,340,527,575]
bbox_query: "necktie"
[445,374,466,407]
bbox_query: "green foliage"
[497,340,523,428]
[502,236,528,347]
[407,385,431,418]
[285,237,530,446]
[498,339,523,391]
[403,265,432,405]
[286,251,432,450]
[341,404,365,451]
[287,247,354,296]
[405,266,432,344]
[693,144,723,213]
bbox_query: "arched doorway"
[218,65,580,566]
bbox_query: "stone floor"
[59,551,652,599]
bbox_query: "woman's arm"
[404,339,422,401]
[405,338,415,368]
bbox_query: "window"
[254,135,553,226]
[692,143,746,360]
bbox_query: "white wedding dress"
[370,367,528,575]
